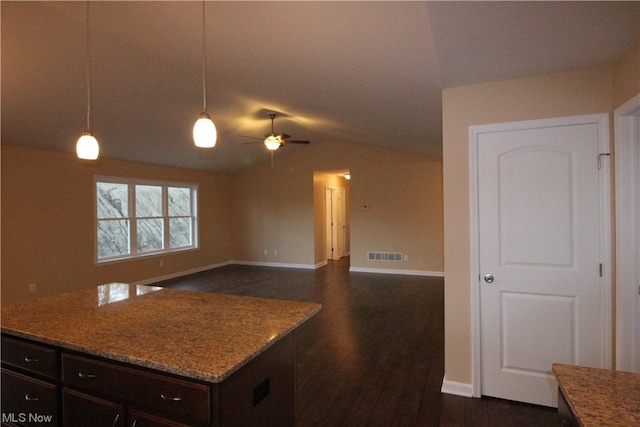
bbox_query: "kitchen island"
[1,283,321,426]
[553,363,640,426]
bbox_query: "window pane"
[170,217,192,248]
[97,183,128,219]
[136,185,162,217]
[168,187,191,216]
[137,218,163,252]
[97,219,130,258]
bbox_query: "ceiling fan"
[241,112,310,151]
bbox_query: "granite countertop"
[1,283,321,383]
[553,363,640,426]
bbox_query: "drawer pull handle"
[24,356,39,363]
[160,393,183,401]
[24,394,40,401]
[78,372,96,379]
[112,413,120,427]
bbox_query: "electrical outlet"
[404,254,409,262]
[29,283,37,293]
[159,260,165,267]
[264,249,268,256]
[274,250,278,256]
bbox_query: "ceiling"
[2,1,639,172]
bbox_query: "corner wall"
[232,140,444,274]
[442,66,613,388]
[1,145,234,305]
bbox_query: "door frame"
[614,93,640,372]
[469,113,612,398]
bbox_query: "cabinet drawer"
[62,353,211,425]
[1,368,58,426]
[1,335,57,379]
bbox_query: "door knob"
[483,274,494,283]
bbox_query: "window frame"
[95,176,199,264]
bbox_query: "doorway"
[325,187,346,260]
[615,93,640,373]
[470,114,612,407]
[314,170,350,264]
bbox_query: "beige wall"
[233,140,444,273]
[613,40,640,108]
[442,66,614,385]
[1,145,234,305]
[2,139,443,305]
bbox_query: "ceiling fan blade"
[279,133,291,140]
[239,134,263,140]
[286,140,310,144]
[240,141,263,145]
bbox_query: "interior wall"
[1,145,234,305]
[442,66,614,386]
[613,40,640,108]
[233,140,444,274]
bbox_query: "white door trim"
[469,113,612,398]
[615,93,640,373]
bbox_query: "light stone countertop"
[1,283,321,383]
[553,363,640,426]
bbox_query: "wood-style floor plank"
[157,258,556,426]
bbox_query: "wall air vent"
[367,252,403,262]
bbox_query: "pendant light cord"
[85,0,92,130]
[201,0,207,112]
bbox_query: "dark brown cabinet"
[557,387,579,427]
[1,335,59,426]
[62,388,125,427]
[61,353,210,426]
[1,369,58,426]
[2,333,295,426]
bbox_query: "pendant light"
[193,1,217,148]
[76,1,100,160]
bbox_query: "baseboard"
[440,377,474,397]
[315,260,328,268]
[349,266,445,277]
[232,260,317,270]
[135,260,440,287]
[132,260,233,286]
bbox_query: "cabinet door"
[63,388,125,427]
[1,368,58,426]
[129,409,191,427]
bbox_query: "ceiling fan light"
[193,112,217,148]
[76,131,100,160]
[264,134,281,151]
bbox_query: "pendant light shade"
[193,112,217,148]
[76,131,100,160]
[77,1,99,160]
[194,1,216,149]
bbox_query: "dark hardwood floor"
[156,257,557,426]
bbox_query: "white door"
[475,114,611,407]
[325,188,335,260]
[336,187,346,258]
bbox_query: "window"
[96,177,198,262]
